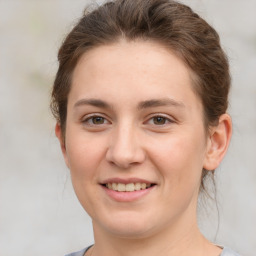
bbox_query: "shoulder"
[64,246,90,256]
[221,247,241,256]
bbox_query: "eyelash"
[145,115,174,126]
[82,115,110,126]
[81,114,174,127]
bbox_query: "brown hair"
[51,0,231,191]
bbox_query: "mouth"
[100,179,156,202]
[101,182,156,192]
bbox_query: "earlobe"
[55,123,70,168]
[203,114,232,171]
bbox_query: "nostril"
[106,151,146,169]
[105,133,146,168]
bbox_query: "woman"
[51,0,240,255]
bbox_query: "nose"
[106,124,146,169]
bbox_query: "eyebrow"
[73,98,185,110]
[138,98,185,109]
[74,98,112,109]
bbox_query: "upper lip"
[100,178,156,185]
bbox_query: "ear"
[203,114,232,171]
[55,123,70,168]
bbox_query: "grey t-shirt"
[65,246,241,256]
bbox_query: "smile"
[104,182,154,192]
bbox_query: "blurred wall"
[0,0,255,255]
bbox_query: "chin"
[105,223,154,239]
[93,209,161,239]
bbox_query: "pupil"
[154,117,165,125]
[93,117,104,124]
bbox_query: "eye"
[152,116,168,125]
[82,115,109,126]
[90,116,105,124]
[146,115,174,126]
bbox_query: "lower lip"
[101,185,155,202]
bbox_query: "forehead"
[70,40,201,111]
[74,40,189,78]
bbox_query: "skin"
[56,40,232,256]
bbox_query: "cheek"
[64,131,108,215]
[148,132,206,187]
[65,131,107,180]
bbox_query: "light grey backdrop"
[0,0,255,256]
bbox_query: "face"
[57,40,213,238]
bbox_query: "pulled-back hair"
[51,0,231,191]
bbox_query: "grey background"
[0,0,255,255]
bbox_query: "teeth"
[134,182,141,191]
[106,182,151,192]
[141,183,146,189]
[126,183,135,192]
[112,183,117,190]
[117,183,126,192]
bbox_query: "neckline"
[83,245,233,256]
